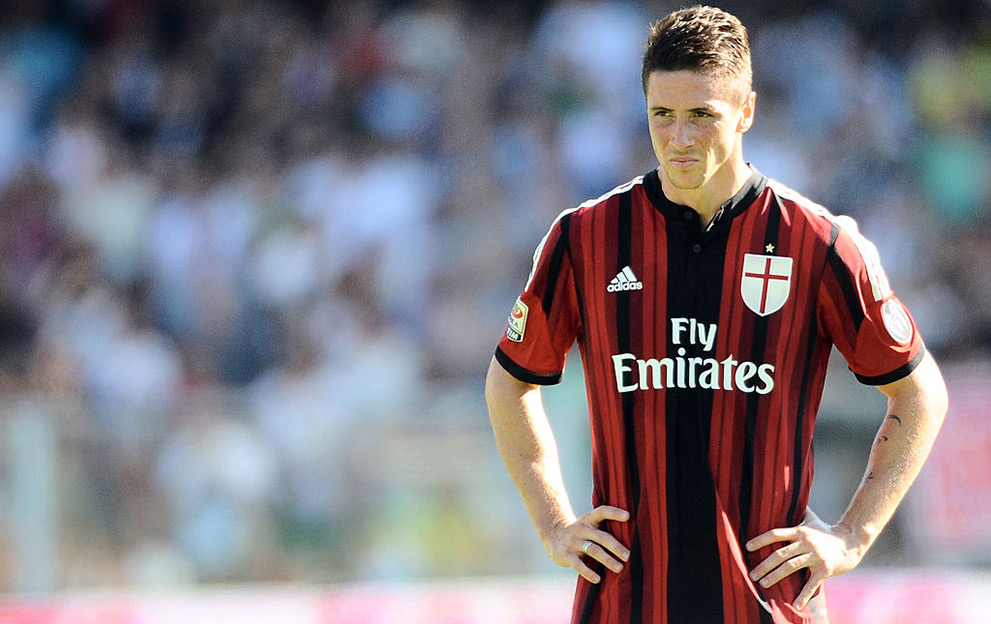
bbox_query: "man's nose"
[670,119,694,149]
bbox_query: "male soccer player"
[485,6,947,624]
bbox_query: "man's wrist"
[835,519,879,557]
[537,512,576,540]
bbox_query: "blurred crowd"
[0,0,989,592]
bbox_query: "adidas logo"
[607,266,643,292]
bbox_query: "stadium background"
[0,0,989,621]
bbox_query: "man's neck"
[660,161,752,227]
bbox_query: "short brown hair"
[641,6,752,98]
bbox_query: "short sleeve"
[817,218,925,385]
[495,212,581,385]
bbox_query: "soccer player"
[484,6,948,624]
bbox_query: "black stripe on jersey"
[577,582,600,624]
[665,207,723,623]
[786,313,820,523]
[855,345,926,386]
[739,196,781,563]
[493,347,562,385]
[616,190,645,624]
[541,214,572,316]
[826,222,865,332]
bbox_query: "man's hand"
[746,508,866,609]
[543,506,631,584]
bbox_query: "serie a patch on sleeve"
[506,297,528,342]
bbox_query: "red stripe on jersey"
[714,190,761,624]
[637,197,669,624]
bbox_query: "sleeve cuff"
[494,347,563,385]
[854,345,926,386]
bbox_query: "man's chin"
[661,168,705,191]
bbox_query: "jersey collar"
[642,166,768,228]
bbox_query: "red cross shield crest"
[741,253,793,316]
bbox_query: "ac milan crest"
[741,253,793,316]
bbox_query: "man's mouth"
[668,156,699,168]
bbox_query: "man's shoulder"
[528,175,647,262]
[575,174,647,213]
[538,175,648,238]
[765,179,886,268]
[766,178,831,217]
[764,178,845,235]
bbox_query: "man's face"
[645,70,755,192]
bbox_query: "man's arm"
[747,351,948,609]
[484,356,630,583]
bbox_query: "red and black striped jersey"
[495,168,924,624]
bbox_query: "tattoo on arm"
[872,414,903,450]
[867,415,904,482]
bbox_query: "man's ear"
[738,91,756,133]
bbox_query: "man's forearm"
[838,352,948,552]
[485,357,631,583]
[485,357,577,538]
